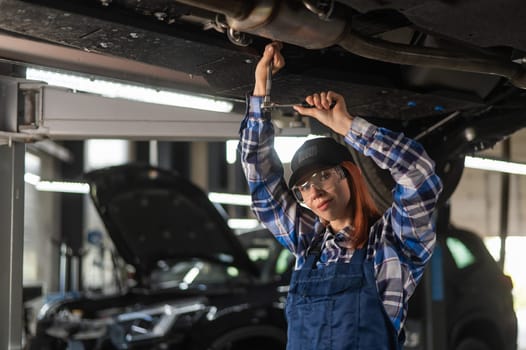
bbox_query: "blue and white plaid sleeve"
[345,116,443,332]
[238,96,318,260]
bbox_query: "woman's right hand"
[253,42,285,96]
[293,91,353,136]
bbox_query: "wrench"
[265,101,337,109]
[260,60,336,110]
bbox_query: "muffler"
[178,0,348,49]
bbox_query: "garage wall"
[82,140,131,293]
[450,128,526,236]
[23,151,61,293]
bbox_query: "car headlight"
[110,298,206,347]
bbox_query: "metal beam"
[0,77,25,350]
[20,86,246,140]
[499,138,511,269]
[424,205,448,350]
[0,33,209,92]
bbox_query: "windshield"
[149,229,294,290]
[150,259,250,290]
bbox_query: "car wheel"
[206,326,286,350]
[340,139,464,212]
[455,337,492,350]
[25,336,67,350]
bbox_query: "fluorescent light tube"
[34,180,90,194]
[208,192,252,206]
[227,219,260,230]
[24,173,41,186]
[26,68,233,113]
[25,172,90,193]
[465,156,526,175]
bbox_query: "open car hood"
[84,164,259,281]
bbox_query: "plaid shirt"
[238,96,443,334]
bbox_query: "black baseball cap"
[288,137,354,188]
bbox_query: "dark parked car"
[444,227,517,350]
[27,164,517,350]
[405,226,518,350]
[28,164,292,350]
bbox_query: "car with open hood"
[1,0,525,210]
[27,164,292,350]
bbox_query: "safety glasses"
[291,166,346,203]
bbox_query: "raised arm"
[239,43,317,254]
[294,90,443,267]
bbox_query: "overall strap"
[305,231,367,269]
[305,232,325,269]
[350,245,366,263]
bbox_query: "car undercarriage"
[1,0,525,207]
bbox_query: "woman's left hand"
[293,91,353,136]
[253,42,285,96]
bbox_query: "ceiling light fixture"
[25,172,90,193]
[227,219,260,230]
[208,192,252,206]
[26,68,234,113]
[34,180,90,194]
[464,156,526,175]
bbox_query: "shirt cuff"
[349,117,377,141]
[249,96,264,115]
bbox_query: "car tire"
[455,338,492,350]
[25,336,67,350]
[334,134,464,212]
[206,325,286,350]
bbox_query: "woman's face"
[294,166,352,223]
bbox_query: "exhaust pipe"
[338,31,526,89]
[177,0,526,89]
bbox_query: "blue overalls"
[285,242,403,350]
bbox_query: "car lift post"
[0,76,25,350]
[498,138,511,270]
[424,203,449,350]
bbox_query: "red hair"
[340,161,380,247]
